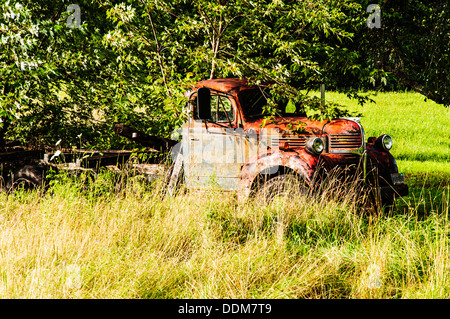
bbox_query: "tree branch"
[139,0,172,98]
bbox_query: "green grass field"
[0,91,448,298]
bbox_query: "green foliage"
[76,0,370,131]
[0,2,40,124]
[0,0,447,148]
[1,1,116,148]
[350,0,449,105]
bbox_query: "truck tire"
[255,174,308,205]
[6,165,44,192]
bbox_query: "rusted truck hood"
[242,116,325,135]
[242,116,361,136]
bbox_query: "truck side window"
[211,95,234,123]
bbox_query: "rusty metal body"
[181,78,408,203]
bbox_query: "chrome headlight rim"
[375,134,393,152]
[306,136,325,155]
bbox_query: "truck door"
[184,94,246,190]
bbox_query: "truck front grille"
[330,134,362,150]
[273,132,363,153]
[274,136,307,149]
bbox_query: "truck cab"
[180,78,408,206]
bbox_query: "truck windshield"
[238,88,306,118]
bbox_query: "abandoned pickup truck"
[174,78,408,207]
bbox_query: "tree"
[100,0,368,122]
[0,0,147,149]
[1,0,447,151]
[345,1,449,106]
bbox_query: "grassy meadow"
[0,91,449,298]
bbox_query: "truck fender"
[238,149,320,200]
[366,144,398,174]
[365,143,400,190]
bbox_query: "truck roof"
[194,78,250,93]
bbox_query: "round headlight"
[375,134,393,151]
[306,137,324,155]
[382,135,393,150]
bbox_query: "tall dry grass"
[0,169,448,298]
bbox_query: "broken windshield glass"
[238,88,307,118]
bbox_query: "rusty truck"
[169,78,409,207]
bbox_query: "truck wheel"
[6,165,44,192]
[255,174,308,205]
